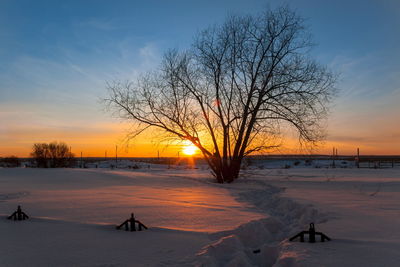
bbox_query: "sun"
[182,144,198,156]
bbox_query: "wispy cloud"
[139,43,160,67]
[81,18,120,31]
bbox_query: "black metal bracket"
[116,213,148,231]
[289,223,331,243]
[8,205,29,221]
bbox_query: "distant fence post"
[356,148,360,168]
[115,145,118,168]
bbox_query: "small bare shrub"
[31,142,75,168]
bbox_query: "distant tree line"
[0,156,20,167]
[31,141,75,168]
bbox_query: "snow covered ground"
[0,165,399,266]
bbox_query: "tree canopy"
[31,141,75,168]
[105,6,336,183]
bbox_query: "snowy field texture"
[0,165,400,266]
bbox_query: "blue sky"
[1,0,399,156]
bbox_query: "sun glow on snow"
[182,144,198,156]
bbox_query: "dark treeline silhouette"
[31,141,75,168]
[0,156,20,167]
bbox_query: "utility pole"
[356,148,360,168]
[80,151,83,168]
[332,147,335,168]
[115,145,118,168]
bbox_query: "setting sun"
[182,144,198,156]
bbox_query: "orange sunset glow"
[1,118,400,157]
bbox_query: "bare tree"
[105,7,336,183]
[31,141,75,168]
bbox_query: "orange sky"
[1,92,399,157]
[0,119,202,158]
[1,116,399,158]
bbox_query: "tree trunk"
[211,155,242,183]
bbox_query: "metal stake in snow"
[8,205,29,221]
[116,213,148,232]
[289,223,331,243]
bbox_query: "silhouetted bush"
[31,142,75,168]
[0,156,20,167]
[305,159,313,166]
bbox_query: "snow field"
[1,166,399,266]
